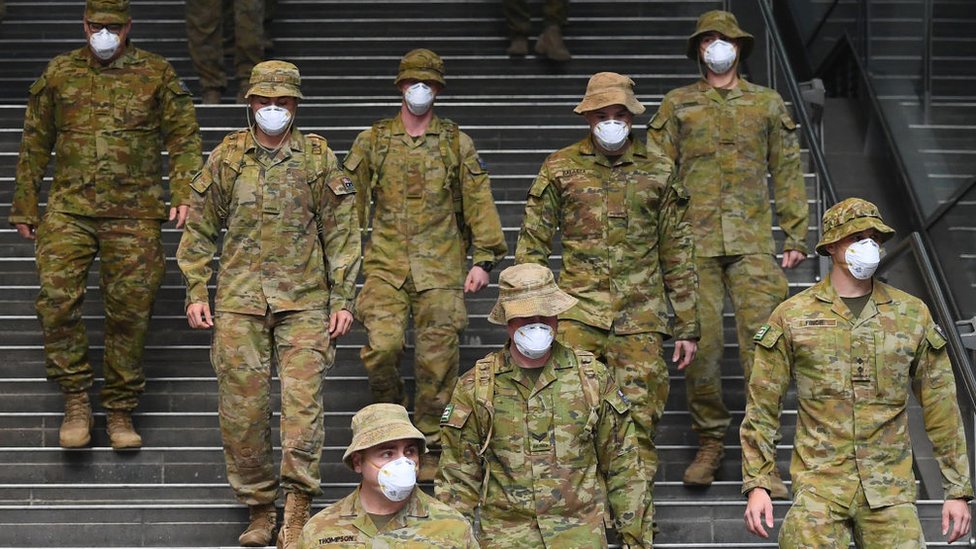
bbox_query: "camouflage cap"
[342,403,427,470]
[395,48,446,88]
[687,10,754,62]
[488,264,579,324]
[573,72,645,115]
[245,60,304,99]
[86,0,129,24]
[815,197,895,256]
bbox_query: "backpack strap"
[574,350,602,411]
[471,351,500,506]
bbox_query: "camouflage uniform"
[344,112,506,445]
[10,41,201,410]
[185,0,264,95]
[503,0,567,37]
[177,125,360,503]
[648,73,808,444]
[436,341,651,548]
[298,486,478,548]
[515,134,698,484]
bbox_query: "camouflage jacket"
[515,135,699,339]
[648,78,808,257]
[298,486,478,548]
[10,44,202,226]
[343,114,507,291]
[740,275,974,507]
[177,129,360,315]
[435,342,651,548]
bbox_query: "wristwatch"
[475,261,495,273]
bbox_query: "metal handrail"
[803,0,843,50]
[924,177,976,231]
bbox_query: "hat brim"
[815,217,895,256]
[245,82,304,99]
[394,69,446,87]
[341,422,427,470]
[488,288,578,325]
[574,92,645,116]
[86,12,129,25]
[686,32,754,62]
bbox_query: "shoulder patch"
[28,76,47,96]
[527,175,552,198]
[927,324,948,351]
[648,110,666,130]
[780,113,797,131]
[189,170,211,194]
[328,176,356,196]
[753,324,771,341]
[754,323,783,349]
[440,402,471,429]
[478,157,488,171]
[604,385,631,415]
[342,150,363,172]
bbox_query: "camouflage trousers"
[503,0,568,36]
[356,274,467,447]
[212,308,334,505]
[185,0,265,91]
[686,254,787,439]
[35,212,163,410]
[780,486,925,548]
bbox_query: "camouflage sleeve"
[319,148,362,314]
[176,145,227,308]
[646,96,679,162]
[596,373,651,548]
[342,129,374,237]
[657,174,699,340]
[911,320,974,501]
[434,377,483,523]
[514,161,558,266]
[739,315,791,495]
[10,69,57,226]
[767,94,809,254]
[158,63,203,208]
[459,133,507,266]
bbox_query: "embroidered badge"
[617,389,630,405]
[440,404,454,424]
[753,324,770,341]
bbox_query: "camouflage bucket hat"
[573,72,645,115]
[395,48,446,87]
[686,10,754,62]
[488,264,579,325]
[342,403,426,470]
[815,197,895,256]
[86,0,129,24]
[245,60,304,99]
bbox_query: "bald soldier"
[10,0,201,450]
[741,198,972,547]
[344,48,507,480]
[178,61,360,548]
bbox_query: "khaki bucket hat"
[395,48,446,87]
[342,403,426,469]
[686,10,754,62]
[815,197,895,256]
[86,0,129,24]
[488,264,578,325]
[574,72,645,115]
[245,60,304,99]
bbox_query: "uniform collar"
[813,273,893,324]
[242,127,304,155]
[80,43,139,70]
[500,340,574,375]
[577,134,644,167]
[392,113,443,136]
[342,487,429,536]
[697,77,747,103]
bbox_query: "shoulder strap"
[574,350,601,410]
[471,351,500,506]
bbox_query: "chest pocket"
[625,170,666,237]
[733,100,768,164]
[876,330,918,403]
[675,102,715,160]
[226,163,260,228]
[278,164,315,233]
[556,171,603,240]
[791,320,850,399]
[113,85,155,130]
[490,384,526,471]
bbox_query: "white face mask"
[513,323,555,359]
[703,39,737,74]
[592,119,630,152]
[375,456,417,502]
[404,82,435,115]
[844,238,881,280]
[254,105,292,136]
[89,28,121,60]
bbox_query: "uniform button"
[856,358,864,364]
[858,367,864,374]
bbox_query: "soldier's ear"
[351,452,363,474]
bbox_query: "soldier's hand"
[781,249,806,269]
[464,266,490,293]
[169,205,189,229]
[744,488,774,538]
[329,310,354,338]
[942,498,971,543]
[672,339,697,370]
[14,223,36,240]
[186,302,214,329]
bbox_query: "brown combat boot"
[239,503,277,547]
[769,468,791,500]
[106,410,142,450]
[683,437,724,486]
[534,25,572,62]
[59,392,93,448]
[276,492,311,549]
[507,35,528,56]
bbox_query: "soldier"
[344,48,507,480]
[177,61,360,548]
[298,403,477,548]
[9,0,201,450]
[185,0,265,103]
[436,263,652,548]
[515,72,699,521]
[647,9,809,495]
[741,198,973,547]
[503,0,572,61]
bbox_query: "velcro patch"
[754,323,783,349]
[796,319,837,328]
[440,402,471,429]
[753,324,771,342]
[927,324,948,350]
